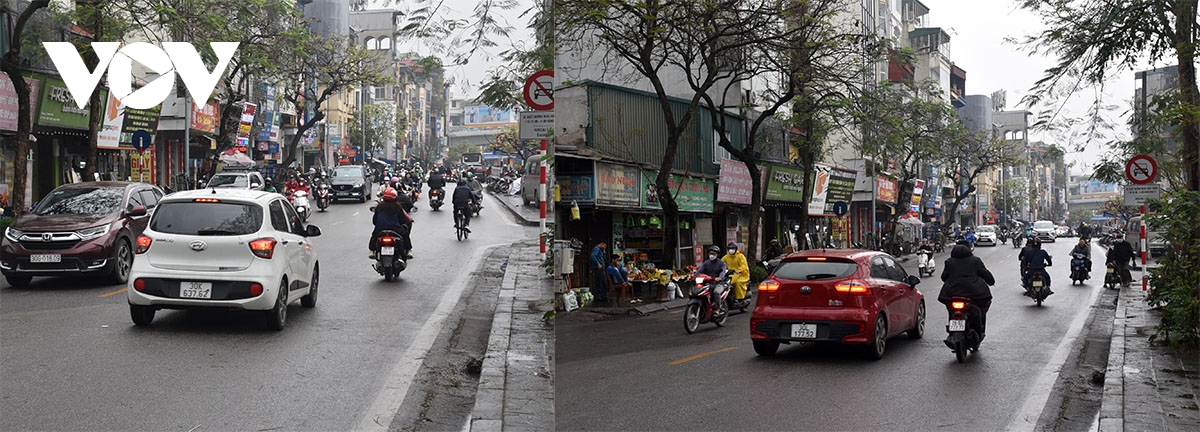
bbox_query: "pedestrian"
[590,241,609,303]
[1106,238,1136,287]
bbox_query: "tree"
[488,126,538,161]
[1066,208,1093,227]
[941,130,1028,230]
[347,102,397,156]
[475,0,553,110]
[994,178,1030,219]
[1018,0,1199,192]
[1093,92,1191,191]
[1,0,50,216]
[278,35,390,169]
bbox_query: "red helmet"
[382,188,398,201]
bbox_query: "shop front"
[95,88,162,184]
[760,162,855,250]
[32,74,102,198]
[0,72,40,212]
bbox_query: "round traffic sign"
[131,130,152,152]
[1125,155,1158,185]
[832,201,848,217]
[523,70,554,110]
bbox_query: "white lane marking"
[1008,282,1103,430]
[356,242,509,432]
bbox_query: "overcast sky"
[921,0,1168,175]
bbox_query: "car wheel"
[683,303,700,334]
[266,280,288,331]
[301,265,318,308]
[865,313,887,360]
[109,238,133,285]
[5,275,31,287]
[753,340,779,356]
[907,301,925,339]
[130,304,155,326]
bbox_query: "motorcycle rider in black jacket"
[938,241,996,343]
[452,182,479,232]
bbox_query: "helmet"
[1031,237,1042,248]
[708,245,721,254]
[382,188,398,201]
[727,242,738,251]
[391,176,400,183]
[465,172,474,179]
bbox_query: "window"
[364,37,375,49]
[712,129,731,164]
[375,86,385,100]
[870,257,890,280]
[282,201,305,235]
[137,189,159,209]
[34,187,123,216]
[269,201,290,232]
[127,191,144,212]
[150,202,264,235]
[378,37,391,50]
[774,261,859,281]
[882,256,908,282]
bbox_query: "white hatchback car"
[126,189,322,330]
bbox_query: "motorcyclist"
[452,180,479,232]
[917,239,934,257]
[1070,238,1092,275]
[466,172,484,197]
[763,239,783,262]
[369,188,413,259]
[721,243,750,301]
[1020,237,1053,296]
[1077,222,1093,241]
[427,170,447,204]
[693,245,730,314]
[938,241,995,345]
[963,228,977,249]
[262,178,278,193]
[1106,238,1137,287]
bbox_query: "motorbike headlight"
[76,225,110,241]
[5,227,24,242]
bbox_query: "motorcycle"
[1104,261,1120,289]
[917,250,936,277]
[683,270,732,334]
[429,187,444,211]
[372,230,407,281]
[315,182,331,212]
[945,296,983,363]
[1070,253,1090,285]
[998,231,1009,245]
[292,190,311,222]
[1026,271,1050,306]
[469,190,484,216]
[1012,233,1025,248]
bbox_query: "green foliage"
[0,217,13,232]
[447,142,482,164]
[1066,208,1093,226]
[749,265,768,285]
[347,103,399,155]
[1144,191,1200,346]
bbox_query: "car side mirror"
[906,275,921,287]
[251,181,262,188]
[305,225,322,237]
[128,205,148,217]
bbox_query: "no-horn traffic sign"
[523,70,554,111]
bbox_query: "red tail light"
[135,235,152,254]
[249,238,277,259]
[951,301,966,310]
[193,198,221,203]
[380,236,394,246]
[834,280,871,294]
[133,278,146,291]
[249,283,263,297]
[758,280,780,293]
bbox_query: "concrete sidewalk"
[467,239,555,431]
[488,190,551,227]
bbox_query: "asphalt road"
[556,238,1107,431]
[0,185,534,431]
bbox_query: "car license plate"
[338,192,350,197]
[180,282,213,299]
[790,323,817,339]
[1032,280,1043,287]
[381,247,394,256]
[1107,268,1115,273]
[30,254,61,263]
[948,320,967,332]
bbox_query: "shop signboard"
[594,162,640,207]
[764,164,808,202]
[190,100,219,134]
[716,159,754,204]
[875,175,897,203]
[37,76,106,130]
[558,174,595,204]
[97,91,124,149]
[0,74,40,132]
[237,103,256,137]
[909,179,925,213]
[640,170,714,213]
[808,163,857,216]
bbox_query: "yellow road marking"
[98,287,127,298]
[668,346,738,365]
[352,212,360,217]
[331,221,343,226]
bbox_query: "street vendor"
[722,242,750,300]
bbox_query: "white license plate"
[948,320,967,332]
[381,247,395,256]
[1107,268,1115,273]
[338,192,351,196]
[790,323,817,339]
[180,282,213,299]
[30,254,61,263]
[1032,280,1043,287]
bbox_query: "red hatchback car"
[750,249,925,360]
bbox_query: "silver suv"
[1033,220,1057,242]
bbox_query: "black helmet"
[727,242,738,251]
[1032,237,1042,248]
[708,245,721,254]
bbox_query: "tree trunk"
[1176,0,1199,192]
[746,161,762,262]
[1,0,51,217]
[655,130,683,267]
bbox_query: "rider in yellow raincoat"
[722,242,750,300]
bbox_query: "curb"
[487,191,541,227]
[468,248,519,432]
[1099,285,1127,432]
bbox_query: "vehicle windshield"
[209,174,248,188]
[150,202,263,235]
[462,153,483,164]
[774,261,858,281]
[33,187,123,216]
[333,167,361,177]
[1034,221,1055,230]
[977,226,995,233]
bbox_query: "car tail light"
[135,235,153,254]
[758,280,780,293]
[194,198,221,203]
[806,257,827,261]
[249,238,277,259]
[133,278,146,291]
[951,301,966,310]
[834,280,871,294]
[249,283,263,297]
[380,236,394,246]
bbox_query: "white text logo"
[42,42,238,110]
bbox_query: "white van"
[520,156,553,205]
[1125,216,1167,257]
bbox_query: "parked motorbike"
[292,190,311,222]
[1104,260,1121,289]
[945,296,982,363]
[315,182,331,211]
[429,187,444,211]
[372,230,407,281]
[683,271,732,334]
[1070,253,1090,285]
[917,251,936,277]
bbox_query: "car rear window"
[977,226,994,233]
[774,261,859,281]
[150,202,263,236]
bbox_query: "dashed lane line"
[98,287,127,298]
[668,346,738,365]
